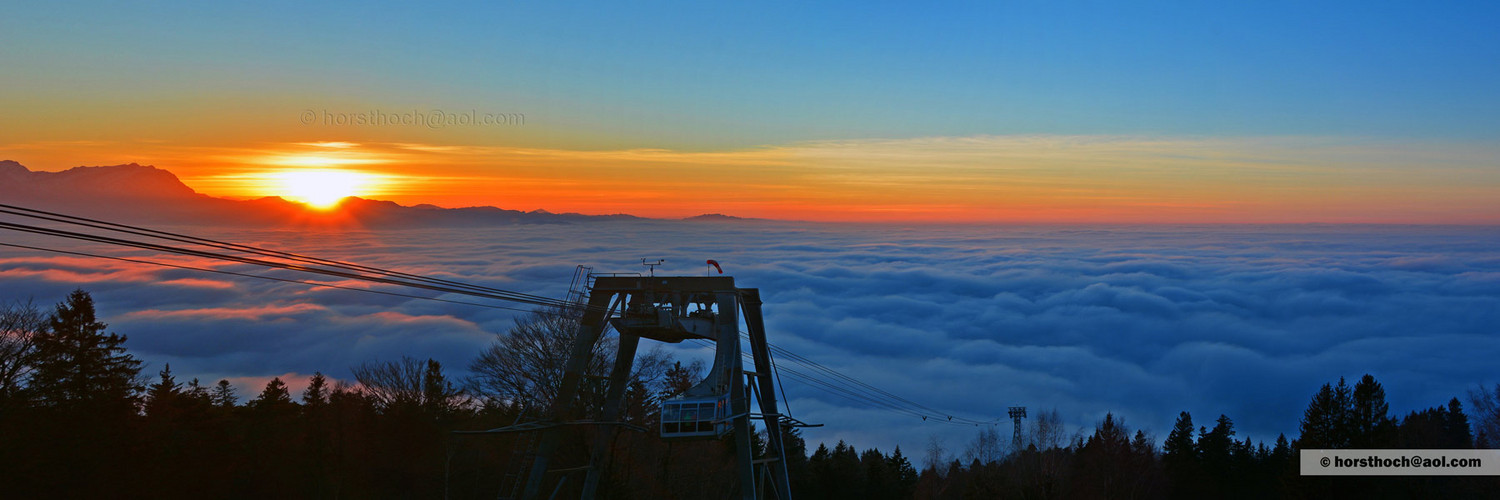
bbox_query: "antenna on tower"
[641,258,664,276]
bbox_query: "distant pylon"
[1007,406,1027,453]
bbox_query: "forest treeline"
[1,289,1498,499]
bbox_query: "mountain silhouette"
[0,161,655,227]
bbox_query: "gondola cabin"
[660,394,731,439]
[610,302,717,343]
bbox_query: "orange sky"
[3,135,1498,224]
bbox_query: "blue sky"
[6,1,1499,149]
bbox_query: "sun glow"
[272,170,380,209]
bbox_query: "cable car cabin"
[660,394,731,439]
[611,304,717,343]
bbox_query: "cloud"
[1,221,1498,454]
[124,303,327,321]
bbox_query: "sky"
[1,222,1497,455]
[2,1,1499,222]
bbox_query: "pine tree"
[185,377,210,403]
[1131,430,1156,457]
[1444,398,1474,448]
[887,446,919,499]
[1163,411,1196,463]
[144,364,184,419]
[26,289,141,414]
[1299,378,1352,448]
[1351,374,1393,447]
[211,379,237,408]
[420,358,464,416]
[1163,411,1199,499]
[860,448,892,500]
[1271,433,1292,463]
[251,377,295,411]
[1198,415,1235,468]
[303,372,330,408]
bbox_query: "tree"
[467,306,672,418]
[144,364,184,419]
[250,377,297,412]
[860,448,892,500]
[467,306,609,412]
[1163,411,1199,498]
[1197,414,1239,496]
[887,446,919,499]
[1198,415,1235,470]
[1270,433,1292,463]
[1469,383,1500,449]
[184,377,210,403]
[1163,411,1196,464]
[1351,374,1393,447]
[826,441,863,500]
[1074,413,1162,499]
[1398,398,1474,449]
[965,425,1004,465]
[922,434,948,475]
[211,379,238,408]
[1445,398,1475,448]
[1298,377,1352,449]
[1029,407,1066,451]
[1131,430,1156,457]
[660,360,705,399]
[303,371,330,407]
[0,299,46,409]
[354,356,469,415]
[25,289,141,414]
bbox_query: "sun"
[272,170,377,209]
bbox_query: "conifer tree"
[211,379,237,408]
[26,289,141,414]
[251,377,295,411]
[144,364,184,418]
[1299,377,1353,448]
[1351,374,1393,446]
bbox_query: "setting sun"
[272,170,379,209]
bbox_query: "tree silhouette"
[251,377,296,410]
[211,378,237,408]
[467,306,609,412]
[467,306,671,419]
[1298,377,1353,449]
[661,359,705,399]
[1398,398,1474,449]
[0,299,46,410]
[1469,383,1500,449]
[144,364,184,419]
[1163,411,1198,498]
[964,425,1004,465]
[354,356,470,415]
[887,446,919,499]
[1351,374,1394,447]
[26,289,141,414]
[303,371,330,407]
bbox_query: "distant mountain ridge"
[0,161,753,227]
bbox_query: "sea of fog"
[2,220,1498,454]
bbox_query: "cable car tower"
[516,273,798,500]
